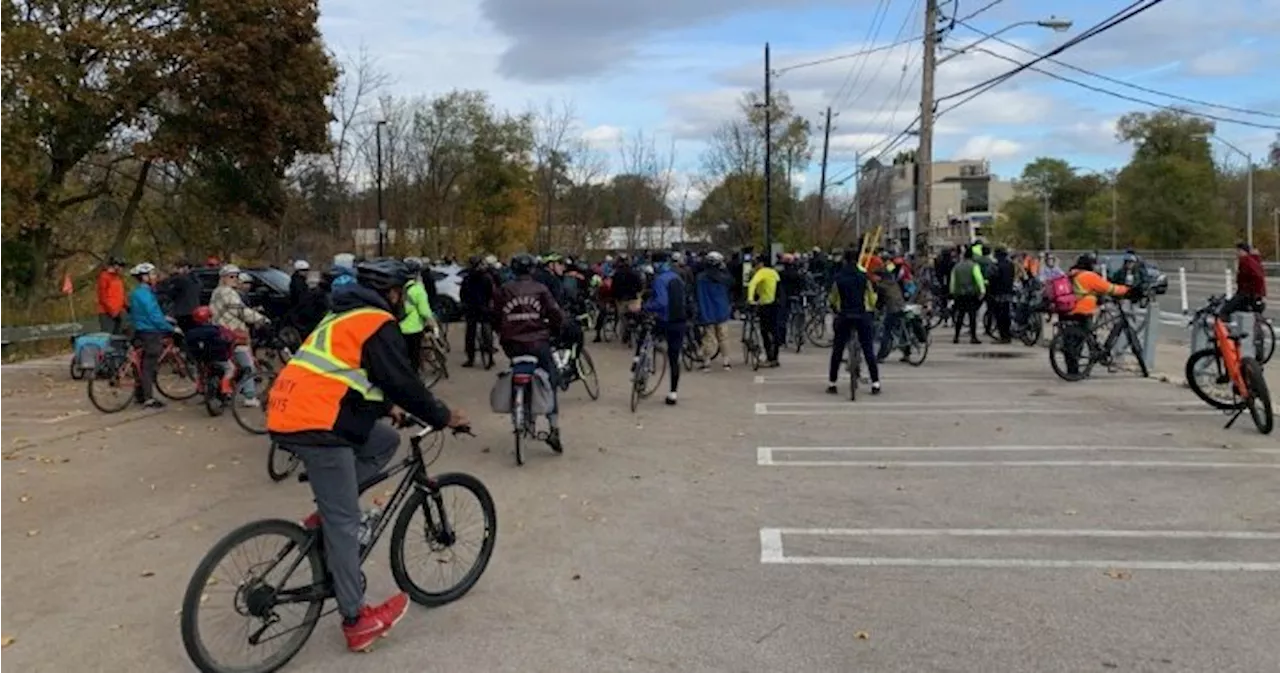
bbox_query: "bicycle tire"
[577,348,601,400]
[232,370,273,435]
[70,358,86,380]
[847,327,861,401]
[87,361,137,414]
[180,519,323,673]
[680,341,695,372]
[266,442,300,482]
[983,310,996,339]
[389,472,497,606]
[1019,314,1043,347]
[480,326,495,370]
[904,322,930,366]
[513,387,525,466]
[1185,347,1244,410]
[641,342,666,398]
[629,368,641,413]
[1255,319,1276,365]
[421,346,447,389]
[806,315,833,348]
[1129,324,1149,378]
[1048,328,1092,382]
[1240,357,1274,434]
[156,351,199,401]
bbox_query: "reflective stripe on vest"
[291,308,389,402]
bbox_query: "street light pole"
[1042,189,1051,252]
[376,120,387,257]
[763,43,773,261]
[1210,134,1254,249]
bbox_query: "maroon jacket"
[1237,252,1267,298]
[492,277,564,351]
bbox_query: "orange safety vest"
[266,307,394,434]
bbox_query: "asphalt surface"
[2,326,1278,673]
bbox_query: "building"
[856,158,1014,254]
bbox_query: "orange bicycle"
[1184,296,1273,434]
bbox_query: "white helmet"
[220,264,241,277]
[706,251,725,265]
[332,252,355,269]
[604,255,614,263]
[671,251,685,265]
[483,254,498,268]
[130,262,156,277]
[293,259,310,271]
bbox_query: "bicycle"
[419,328,449,389]
[554,321,601,401]
[181,419,495,673]
[786,296,807,353]
[804,295,834,348]
[1190,296,1274,367]
[267,441,302,482]
[740,307,764,371]
[1184,297,1273,434]
[505,355,560,465]
[1048,296,1149,382]
[882,304,931,366]
[87,333,198,413]
[680,323,721,371]
[629,314,666,413]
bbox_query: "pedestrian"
[949,246,985,344]
[695,251,734,371]
[990,248,1016,343]
[643,252,688,405]
[96,256,127,334]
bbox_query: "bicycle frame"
[1212,318,1248,398]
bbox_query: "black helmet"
[469,255,482,267]
[403,257,424,273]
[108,255,126,267]
[1075,253,1097,270]
[356,258,412,292]
[510,253,535,276]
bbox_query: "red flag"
[61,272,73,295]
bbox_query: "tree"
[530,99,576,251]
[1115,111,1222,248]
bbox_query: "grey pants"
[98,313,123,334]
[136,331,165,401]
[288,422,400,620]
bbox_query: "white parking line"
[758,528,1280,571]
[752,375,1137,384]
[753,402,1217,416]
[755,446,1277,468]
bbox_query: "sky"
[319,0,1280,199]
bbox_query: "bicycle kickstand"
[1223,406,1245,430]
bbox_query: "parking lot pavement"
[3,335,1277,672]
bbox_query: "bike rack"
[1111,296,1159,373]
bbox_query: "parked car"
[191,266,294,320]
[428,264,462,321]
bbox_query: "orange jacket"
[96,269,125,317]
[1068,269,1127,315]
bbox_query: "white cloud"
[1183,48,1261,77]
[953,136,1023,161]
[581,124,624,149]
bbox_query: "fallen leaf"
[1,635,14,648]
[109,624,123,631]
[140,570,156,578]
[200,593,210,604]
[16,469,27,475]
[145,532,161,540]
[559,494,567,500]
[1063,509,1078,516]
[854,631,870,640]
[204,464,216,470]
[230,459,240,466]
[59,457,70,463]
[19,494,31,503]
[895,486,905,491]
[1103,569,1132,580]
[26,529,39,537]
[571,573,581,581]
[206,577,219,586]
[190,524,204,532]
[875,464,888,470]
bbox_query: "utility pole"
[763,43,774,263]
[916,0,939,255]
[1042,189,1051,252]
[816,106,834,246]
[1273,208,1279,261]
[375,120,387,257]
[1245,153,1254,249]
[1110,180,1118,250]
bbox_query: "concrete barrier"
[1,321,93,347]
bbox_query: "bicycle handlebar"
[401,413,473,438]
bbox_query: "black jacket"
[990,255,1016,297]
[612,264,643,301]
[460,268,495,313]
[831,263,871,316]
[493,276,564,351]
[162,273,202,318]
[270,286,451,448]
[289,271,309,307]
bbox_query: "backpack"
[1043,274,1077,314]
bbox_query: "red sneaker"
[301,511,322,529]
[343,593,410,652]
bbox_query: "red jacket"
[1237,252,1267,298]
[96,269,126,316]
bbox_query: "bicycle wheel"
[847,330,861,401]
[438,322,451,353]
[629,358,643,413]
[180,519,324,673]
[601,312,618,343]
[1240,357,1274,434]
[389,471,497,606]
[156,351,199,401]
[266,442,300,482]
[1048,328,1093,382]
[577,348,600,400]
[806,314,833,348]
[1255,319,1276,365]
[233,370,273,435]
[421,345,447,389]
[1019,313,1043,347]
[680,338,696,372]
[641,342,666,398]
[88,360,137,413]
[983,309,996,338]
[1185,347,1244,410]
[512,387,526,466]
[903,320,930,366]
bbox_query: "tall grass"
[1,290,98,327]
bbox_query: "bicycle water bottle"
[357,506,383,547]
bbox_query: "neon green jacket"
[399,279,435,334]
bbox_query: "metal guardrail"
[0,321,93,346]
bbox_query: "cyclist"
[778,254,806,347]
[266,259,466,653]
[747,257,782,366]
[494,253,565,451]
[611,254,644,344]
[1220,242,1267,321]
[1061,253,1140,376]
[211,265,268,407]
[127,262,175,409]
[642,251,688,405]
[827,250,880,396]
[460,256,496,368]
[399,258,437,374]
[184,306,237,395]
[694,251,734,371]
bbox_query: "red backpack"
[1043,274,1077,314]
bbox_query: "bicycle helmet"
[483,254,498,268]
[192,306,213,324]
[1074,253,1096,271]
[293,259,310,271]
[403,257,424,273]
[130,262,156,277]
[220,264,240,277]
[356,258,412,292]
[510,253,536,276]
[469,255,483,268]
[544,252,563,263]
[706,251,725,265]
[107,255,126,267]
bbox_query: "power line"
[955,0,1006,23]
[841,0,921,114]
[774,34,921,74]
[830,0,895,111]
[938,0,1169,104]
[953,19,1280,120]
[940,44,1280,130]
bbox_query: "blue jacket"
[128,285,174,333]
[643,268,687,324]
[695,266,733,325]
